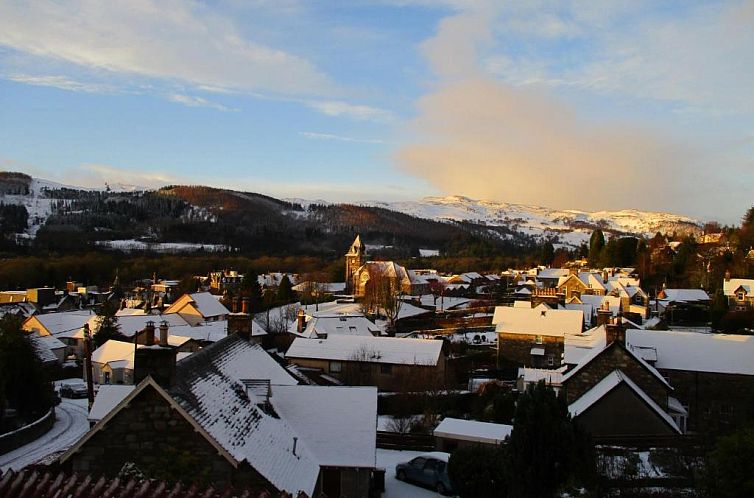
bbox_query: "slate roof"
[168,335,317,496]
[723,278,754,296]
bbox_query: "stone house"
[493,306,584,369]
[164,292,230,326]
[285,335,447,392]
[62,332,378,498]
[627,329,754,434]
[561,326,682,437]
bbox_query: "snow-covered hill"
[367,195,702,247]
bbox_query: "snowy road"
[0,399,89,472]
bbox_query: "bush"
[448,445,509,498]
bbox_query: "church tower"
[345,235,366,294]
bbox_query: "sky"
[0,0,752,223]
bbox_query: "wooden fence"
[376,431,434,451]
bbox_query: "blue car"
[395,452,455,495]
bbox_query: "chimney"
[725,270,731,282]
[606,317,626,345]
[232,296,239,313]
[596,303,612,327]
[228,308,252,339]
[297,308,306,334]
[602,270,608,284]
[159,320,169,346]
[144,320,155,346]
[241,297,249,314]
[134,345,177,388]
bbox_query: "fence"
[376,431,434,451]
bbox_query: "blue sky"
[0,1,752,222]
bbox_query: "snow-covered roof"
[28,333,63,363]
[115,308,146,316]
[187,292,230,317]
[568,370,680,434]
[723,278,754,296]
[270,385,377,468]
[292,313,380,339]
[88,313,190,338]
[169,335,317,495]
[493,306,583,337]
[91,340,137,369]
[627,329,754,375]
[433,417,512,444]
[88,385,135,422]
[537,268,570,280]
[24,310,94,336]
[658,288,710,303]
[286,335,444,366]
[564,325,607,365]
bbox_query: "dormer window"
[738,291,746,301]
[535,335,543,345]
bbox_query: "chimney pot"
[145,320,156,346]
[159,320,169,346]
[241,297,249,314]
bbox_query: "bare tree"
[428,279,448,310]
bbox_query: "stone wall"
[498,333,563,368]
[67,386,272,490]
[658,368,754,435]
[563,344,669,410]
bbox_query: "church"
[344,235,430,297]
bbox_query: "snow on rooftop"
[88,385,135,422]
[188,292,230,318]
[493,306,583,337]
[723,278,754,296]
[292,314,380,339]
[170,335,317,496]
[659,288,710,303]
[434,417,512,444]
[627,329,754,375]
[568,370,680,434]
[271,385,377,468]
[286,335,444,366]
[91,340,136,367]
[87,313,189,338]
[25,310,94,336]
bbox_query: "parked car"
[395,452,455,495]
[60,381,88,399]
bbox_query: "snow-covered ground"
[378,449,450,498]
[0,398,89,472]
[365,195,701,247]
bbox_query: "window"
[329,361,342,373]
[380,364,393,375]
[535,335,543,345]
[411,457,426,468]
[547,355,554,366]
[738,291,746,301]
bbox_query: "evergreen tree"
[589,229,605,265]
[507,380,595,497]
[0,315,54,432]
[276,275,294,304]
[704,426,754,498]
[448,445,509,498]
[540,242,555,266]
[93,299,121,348]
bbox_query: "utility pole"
[83,324,95,411]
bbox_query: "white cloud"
[299,132,384,144]
[6,74,117,94]
[168,93,238,112]
[0,0,332,97]
[305,100,394,122]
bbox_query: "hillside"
[0,173,702,256]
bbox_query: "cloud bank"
[395,1,750,217]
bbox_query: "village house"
[493,306,584,369]
[209,269,244,294]
[627,328,754,434]
[164,291,230,325]
[285,335,447,391]
[722,273,754,310]
[61,332,378,498]
[22,309,96,359]
[655,287,710,324]
[560,324,683,437]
